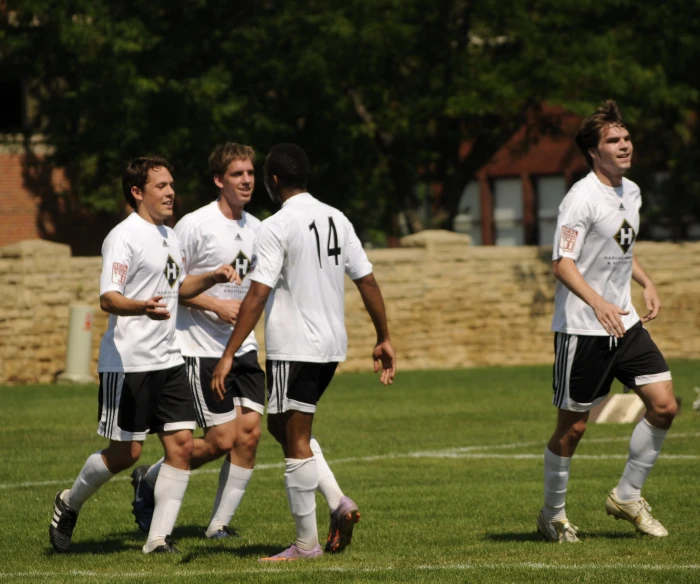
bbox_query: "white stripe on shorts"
[553,334,578,410]
[186,356,236,428]
[267,361,316,415]
[97,372,148,441]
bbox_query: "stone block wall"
[1,234,699,384]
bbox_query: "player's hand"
[592,299,629,338]
[641,285,661,322]
[144,295,170,320]
[214,299,242,326]
[373,340,396,385]
[211,355,233,401]
[211,264,241,285]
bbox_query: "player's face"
[132,166,175,224]
[215,158,254,208]
[591,124,633,177]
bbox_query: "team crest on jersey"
[249,253,257,273]
[230,250,251,280]
[163,254,180,288]
[614,219,636,254]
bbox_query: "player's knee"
[650,398,677,426]
[237,424,261,453]
[214,433,235,455]
[568,419,587,444]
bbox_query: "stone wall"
[1,234,699,384]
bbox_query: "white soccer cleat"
[537,509,580,543]
[605,489,668,537]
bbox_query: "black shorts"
[97,364,196,441]
[266,360,338,414]
[552,321,672,412]
[185,351,265,428]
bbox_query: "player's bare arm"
[179,294,241,326]
[179,264,240,299]
[552,257,629,338]
[353,273,396,385]
[211,281,271,400]
[99,291,170,320]
[632,255,661,322]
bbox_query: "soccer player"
[537,101,677,543]
[132,143,362,545]
[48,156,238,554]
[212,143,396,561]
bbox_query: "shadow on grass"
[484,530,637,542]
[45,537,142,556]
[180,543,287,563]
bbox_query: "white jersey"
[175,201,260,358]
[98,213,186,372]
[551,171,641,335]
[250,192,373,362]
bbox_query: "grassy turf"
[0,361,698,583]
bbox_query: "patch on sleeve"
[249,254,257,273]
[559,226,578,253]
[111,262,128,285]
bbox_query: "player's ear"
[213,174,224,189]
[131,185,143,202]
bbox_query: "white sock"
[64,452,114,510]
[615,417,667,502]
[310,437,344,511]
[145,457,164,490]
[205,458,253,537]
[284,457,318,550]
[543,447,570,523]
[143,464,190,553]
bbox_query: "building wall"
[1,233,699,385]
[0,151,41,246]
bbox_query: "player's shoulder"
[242,210,262,230]
[559,173,598,211]
[103,213,140,244]
[175,201,217,233]
[621,176,641,196]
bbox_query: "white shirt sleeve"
[100,231,134,296]
[250,223,285,288]
[552,193,591,262]
[344,219,373,280]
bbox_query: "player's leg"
[310,436,361,553]
[134,356,236,531]
[539,332,614,543]
[50,371,148,552]
[260,361,336,561]
[606,325,674,536]
[205,352,265,537]
[142,365,196,553]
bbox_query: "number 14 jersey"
[250,193,373,362]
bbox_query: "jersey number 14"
[309,218,341,268]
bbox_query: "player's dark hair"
[575,100,626,169]
[208,143,256,177]
[121,156,174,209]
[264,143,310,190]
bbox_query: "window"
[493,178,523,246]
[536,175,566,245]
[453,181,482,245]
[0,80,25,132]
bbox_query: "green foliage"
[2,1,699,239]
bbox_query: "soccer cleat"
[131,465,155,532]
[258,543,323,562]
[205,525,240,539]
[605,489,668,537]
[325,496,361,553]
[49,490,79,553]
[536,509,580,543]
[143,535,179,554]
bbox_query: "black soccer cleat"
[131,465,155,532]
[147,535,179,553]
[49,490,79,553]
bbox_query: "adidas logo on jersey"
[618,203,625,211]
[162,240,169,247]
[235,234,243,241]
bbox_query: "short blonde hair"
[208,143,255,177]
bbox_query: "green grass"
[1,361,699,583]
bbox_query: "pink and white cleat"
[258,543,323,562]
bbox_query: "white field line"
[1,563,700,579]
[1,432,698,491]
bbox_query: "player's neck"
[135,206,165,225]
[593,166,624,188]
[217,196,244,220]
[279,188,306,204]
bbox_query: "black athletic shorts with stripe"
[184,351,265,428]
[266,360,338,414]
[97,364,196,441]
[552,321,672,412]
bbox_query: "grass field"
[1,361,699,583]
